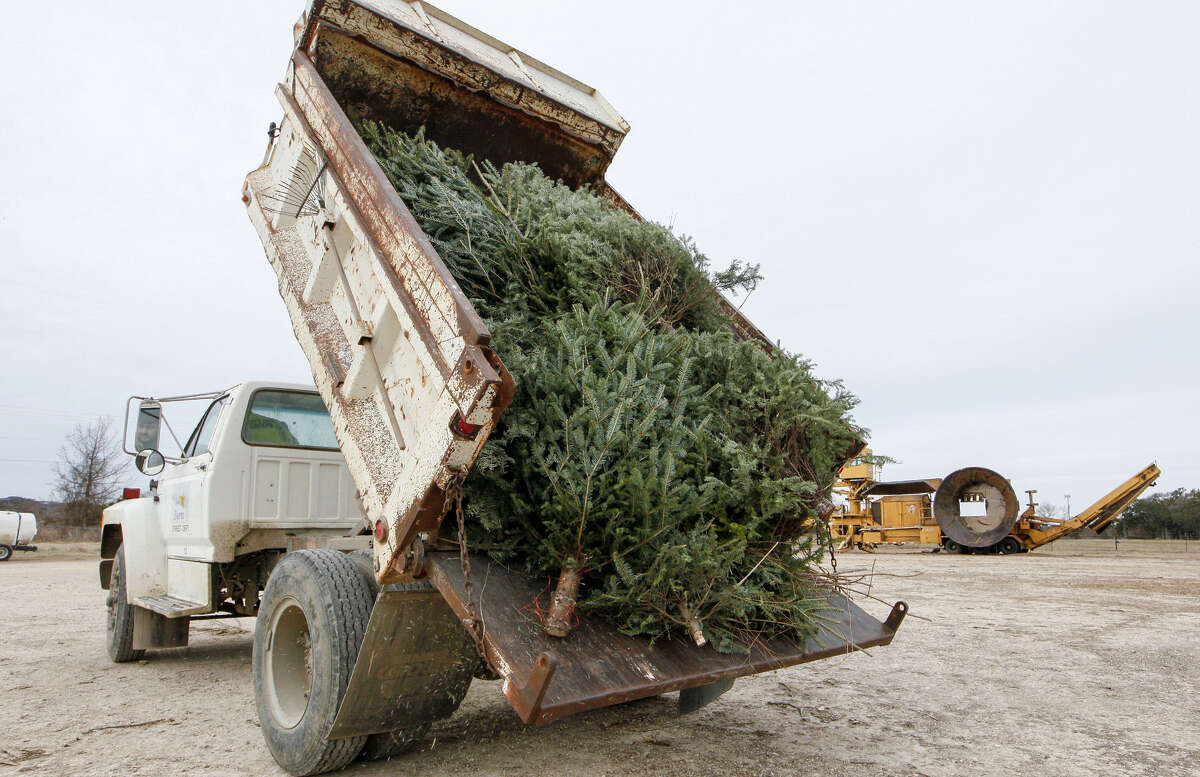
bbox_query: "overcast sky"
[1,1,1195,514]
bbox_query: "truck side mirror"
[135,401,162,453]
[135,449,166,476]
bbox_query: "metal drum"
[934,467,1019,548]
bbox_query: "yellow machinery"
[1005,464,1161,553]
[831,453,943,550]
[832,450,1160,554]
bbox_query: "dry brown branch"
[82,718,170,736]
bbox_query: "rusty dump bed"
[245,0,905,731]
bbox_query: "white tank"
[0,512,37,546]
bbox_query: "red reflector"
[123,488,141,500]
[456,418,481,437]
[374,520,388,542]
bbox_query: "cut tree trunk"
[544,562,582,638]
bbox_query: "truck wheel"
[253,549,373,776]
[106,544,145,663]
[348,548,381,595]
[0,544,11,562]
[942,539,962,554]
[998,537,1022,555]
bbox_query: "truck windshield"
[242,390,339,451]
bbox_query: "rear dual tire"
[254,549,468,775]
[253,549,373,776]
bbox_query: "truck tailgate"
[244,51,514,581]
[425,552,907,724]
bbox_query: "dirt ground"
[1,540,1196,777]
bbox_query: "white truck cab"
[100,381,367,647]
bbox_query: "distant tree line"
[1114,489,1200,539]
[0,496,70,523]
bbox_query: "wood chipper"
[832,449,1160,554]
[234,2,907,773]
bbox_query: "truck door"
[158,395,228,560]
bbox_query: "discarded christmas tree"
[360,121,864,653]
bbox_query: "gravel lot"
[1,540,1196,777]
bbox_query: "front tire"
[106,545,144,663]
[253,550,373,776]
[0,544,11,561]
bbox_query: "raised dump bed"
[243,1,906,772]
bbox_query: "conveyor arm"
[1079,463,1161,534]
[1028,463,1160,546]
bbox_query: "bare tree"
[1039,502,1062,518]
[52,417,125,526]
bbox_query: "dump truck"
[99,2,907,775]
[0,511,38,560]
[832,449,1160,554]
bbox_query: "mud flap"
[132,608,189,650]
[327,585,477,740]
[678,677,734,715]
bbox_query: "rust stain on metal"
[315,30,614,189]
[289,55,489,359]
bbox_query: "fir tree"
[360,121,865,652]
